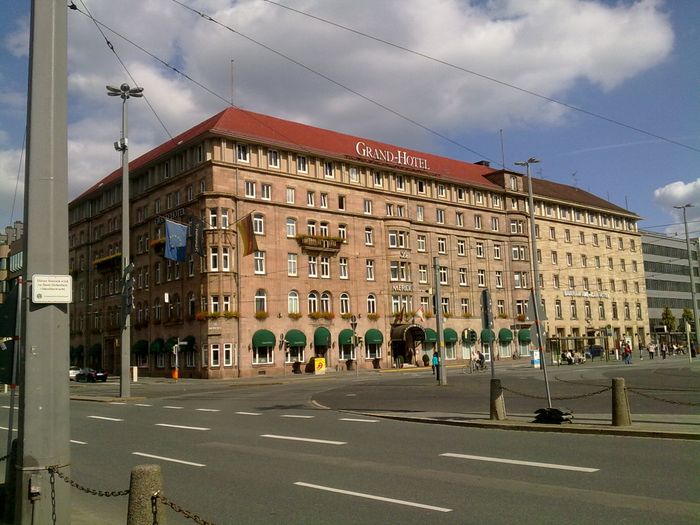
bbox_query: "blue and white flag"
[164,219,188,262]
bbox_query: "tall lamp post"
[674,204,698,360]
[514,157,552,408]
[107,83,143,398]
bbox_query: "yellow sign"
[313,358,326,375]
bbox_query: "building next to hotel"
[68,107,648,378]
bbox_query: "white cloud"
[653,179,700,236]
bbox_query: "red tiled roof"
[532,177,639,218]
[72,107,500,202]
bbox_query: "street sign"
[350,314,357,331]
[31,274,72,304]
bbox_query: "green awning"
[132,339,149,354]
[285,329,307,347]
[252,329,276,348]
[480,329,495,343]
[183,335,196,350]
[518,329,532,344]
[443,328,458,343]
[498,328,513,344]
[365,328,384,345]
[424,328,437,343]
[338,329,354,346]
[150,338,165,353]
[165,337,179,351]
[314,327,331,347]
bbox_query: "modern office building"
[642,230,699,339]
[68,107,648,377]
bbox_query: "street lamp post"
[107,83,143,398]
[674,204,698,361]
[514,158,552,408]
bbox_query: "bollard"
[611,377,632,427]
[127,464,167,525]
[490,378,507,421]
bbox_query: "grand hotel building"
[68,107,648,378]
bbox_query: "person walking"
[648,343,655,360]
[431,350,437,376]
[623,343,632,364]
[432,351,440,382]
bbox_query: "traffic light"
[481,289,493,329]
[468,329,478,346]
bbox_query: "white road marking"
[88,416,124,422]
[295,482,452,512]
[163,406,184,410]
[135,403,152,407]
[339,418,378,423]
[440,453,599,473]
[236,411,262,416]
[281,414,314,419]
[132,452,205,467]
[70,440,87,445]
[262,434,346,446]
[155,423,210,431]
[195,408,220,412]
[345,394,357,397]
[109,402,126,405]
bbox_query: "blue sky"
[1,0,698,236]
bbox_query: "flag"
[164,218,188,262]
[237,214,258,257]
[415,306,425,324]
[188,217,205,256]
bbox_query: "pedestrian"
[648,343,655,360]
[432,352,440,381]
[623,343,632,364]
[661,344,667,359]
[431,350,438,375]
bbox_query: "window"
[367,294,377,314]
[320,193,328,208]
[253,344,272,365]
[437,237,447,254]
[338,195,346,211]
[568,276,575,289]
[581,255,588,268]
[477,269,486,287]
[364,199,373,215]
[210,295,220,313]
[388,230,408,248]
[324,161,334,178]
[549,227,556,240]
[493,244,501,259]
[592,233,599,246]
[476,242,485,258]
[254,289,267,314]
[555,300,562,319]
[320,292,332,313]
[320,257,330,278]
[221,209,229,229]
[288,291,299,314]
[268,149,279,168]
[474,215,482,229]
[436,209,445,224]
[551,251,558,265]
[253,213,264,234]
[491,217,499,231]
[493,195,501,208]
[417,235,426,252]
[349,166,359,182]
[261,184,271,200]
[418,265,428,283]
[209,208,218,229]
[224,343,233,367]
[296,155,308,173]
[495,271,503,288]
[209,247,219,271]
[566,253,573,266]
[439,266,448,284]
[457,239,466,256]
[339,257,348,279]
[416,205,424,222]
[307,221,317,236]
[456,212,464,227]
[475,191,483,204]
[286,187,295,204]
[222,247,230,271]
[598,302,606,320]
[497,300,505,317]
[373,171,383,187]
[340,293,350,315]
[459,268,467,286]
[287,253,298,276]
[254,251,265,274]
[306,191,315,207]
[236,143,249,162]
[570,301,578,319]
[286,218,297,237]
[386,203,394,216]
[417,180,426,193]
[308,256,317,278]
[338,224,347,240]
[366,260,375,281]
[245,181,256,198]
[395,175,405,190]
[364,227,374,246]
[210,344,220,367]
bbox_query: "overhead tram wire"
[263,0,700,155]
[168,0,498,164]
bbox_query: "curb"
[349,411,700,441]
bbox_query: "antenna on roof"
[571,171,578,187]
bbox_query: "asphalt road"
[2,358,699,524]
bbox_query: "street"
[3,358,700,523]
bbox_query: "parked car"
[75,368,108,383]
[69,366,80,381]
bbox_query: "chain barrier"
[47,465,130,498]
[501,384,611,401]
[152,491,217,525]
[627,388,700,407]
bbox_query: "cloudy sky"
[1,0,698,237]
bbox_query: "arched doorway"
[390,324,425,367]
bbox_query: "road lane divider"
[132,452,205,467]
[134,403,152,407]
[440,453,599,473]
[163,406,184,410]
[339,418,379,423]
[155,423,210,431]
[236,411,262,416]
[70,440,87,445]
[294,482,452,512]
[87,416,124,422]
[261,434,346,445]
[281,415,314,419]
[195,408,220,412]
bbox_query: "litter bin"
[131,366,138,382]
[530,350,541,369]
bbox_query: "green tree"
[681,308,694,331]
[661,306,676,332]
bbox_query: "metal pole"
[119,93,131,398]
[433,257,447,385]
[16,1,71,522]
[519,159,552,408]
[678,205,698,360]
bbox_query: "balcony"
[295,234,343,255]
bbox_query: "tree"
[681,308,694,331]
[661,306,676,332]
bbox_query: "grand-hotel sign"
[355,141,430,170]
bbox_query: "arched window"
[320,292,331,313]
[367,294,376,314]
[340,293,350,314]
[288,291,299,314]
[255,289,267,313]
[308,291,319,313]
[143,301,149,321]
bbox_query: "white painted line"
[0,426,17,432]
[70,440,87,445]
[163,406,184,410]
[88,416,124,422]
[155,423,210,431]
[295,482,452,512]
[345,393,357,397]
[236,411,262,416]
[135,403,152,407]
[195,408,220,412]
[262,434,346,446]
[132,452,205,467]
[440,453,599,473]
[339,418,379,423]
[281,414,314,419]
[109,402,126,405]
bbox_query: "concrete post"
[490,378,507,420]
[611,377,632,426]
[127,464,167,525]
